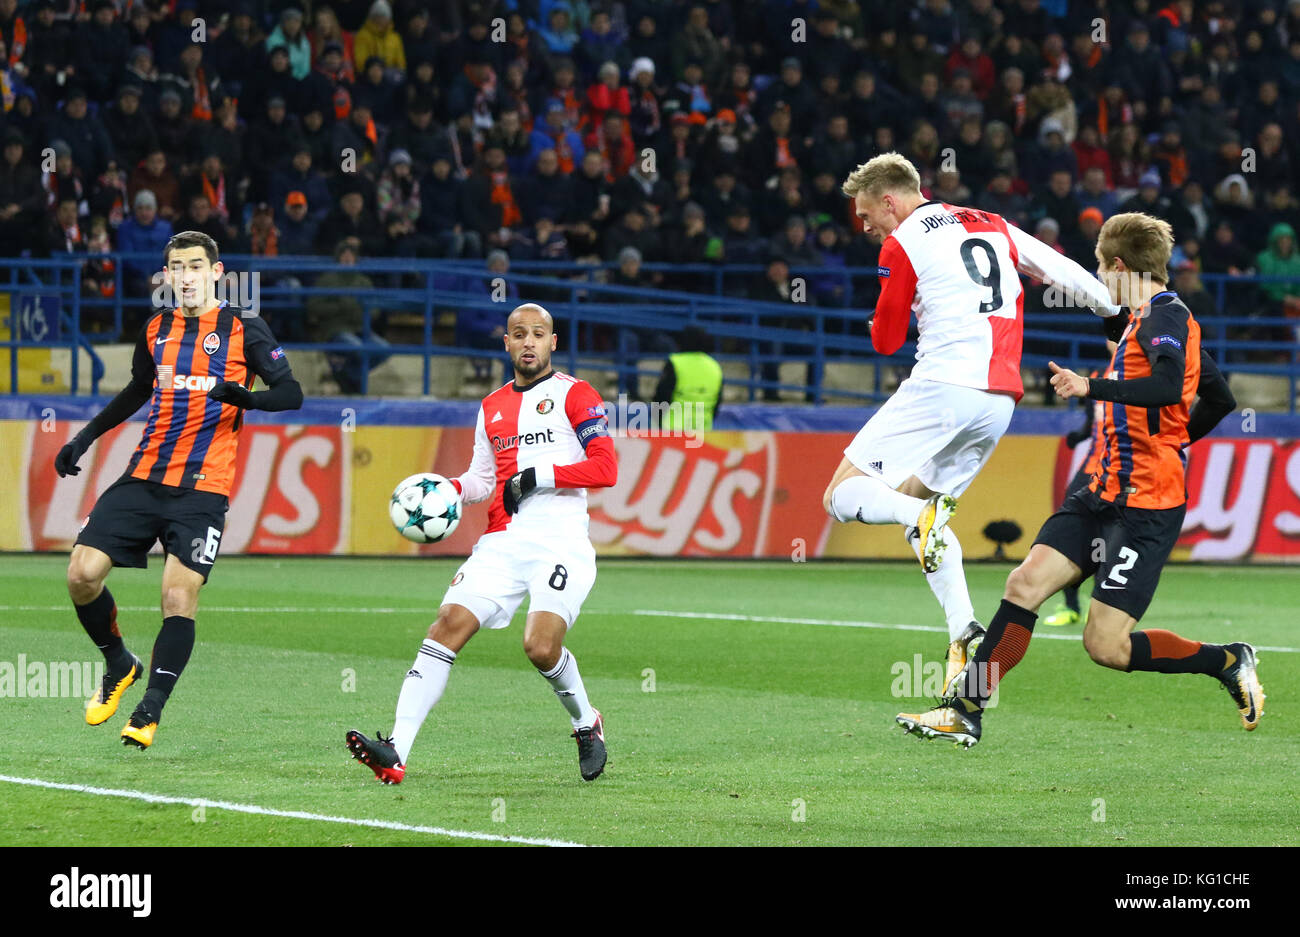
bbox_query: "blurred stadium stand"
[2,0,1299,410]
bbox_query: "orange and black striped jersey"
[124,303,293,496]
[1089,293,1200,510]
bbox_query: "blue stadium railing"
[0,258,105,395]
[2,255,1297,411]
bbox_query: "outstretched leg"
[1085,601,1264,731]
[348,603,479,784]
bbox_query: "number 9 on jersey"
[390,473,463,544]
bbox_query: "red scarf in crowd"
[550,128,576,174]
[1096,96,1132,137]
[489,169,521,227]
[774,136,797,169]
[251,221,278,256]
[202,171,227,222]
[190,66,212,121]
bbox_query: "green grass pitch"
[0,554,1294,846]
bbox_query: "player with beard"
[347,303,619,783]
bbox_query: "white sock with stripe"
[539,648,596,729]
[830,474,925,526]
[905,525,976,641]
[391,639,456,764]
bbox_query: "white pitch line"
[0,775,587,848]
[5,605,1295,654]
[630,609,1300,654]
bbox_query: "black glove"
[208,381,257,409]
[1065,429,1089,448]
[1103,306,1131,343]
[503,467,538,516]
[55,433,90,477]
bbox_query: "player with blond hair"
[825,152,1121,693]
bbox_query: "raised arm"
[1007,222,1120,317]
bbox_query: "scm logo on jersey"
[171,374,219,392]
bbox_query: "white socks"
[830,474,925,526]
[539,647,596,729]
[906,525,976,641]
[391,640,597,763]
[391,638,456,764]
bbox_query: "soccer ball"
[389,473,462,543]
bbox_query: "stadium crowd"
[1,0,1299,358]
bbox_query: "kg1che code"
[1127,873,1251,888]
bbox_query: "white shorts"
[441,529,597,630]
[843,377,1015,497]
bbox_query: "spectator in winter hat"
[266,6,312,80]
[116,188,175,297]
[102,83,158,175]
[277,190,318,255]
[46,87,116,179]
[352,0,404,74]
[0,130,44,257]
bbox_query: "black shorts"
[1063,466,1091,502]
[76,476,229,582]
[1033,485,1184,620]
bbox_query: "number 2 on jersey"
[960,237,1003,314]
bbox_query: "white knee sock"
[391,638,456,764]
[830,474,926,526]
[539,648,596,729]
[905,525,976,640]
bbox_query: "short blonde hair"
[1095,212,1173,283]
[841,152,922,200]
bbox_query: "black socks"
[141,616,196,715]
[75,588,133,672]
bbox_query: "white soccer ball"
[389,473,462,543]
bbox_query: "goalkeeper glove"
[503,467,537,516]
[208,381,257,409]
[54,433,91,477]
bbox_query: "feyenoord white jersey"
[461,371,607,537]
[873,201,1117,400]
